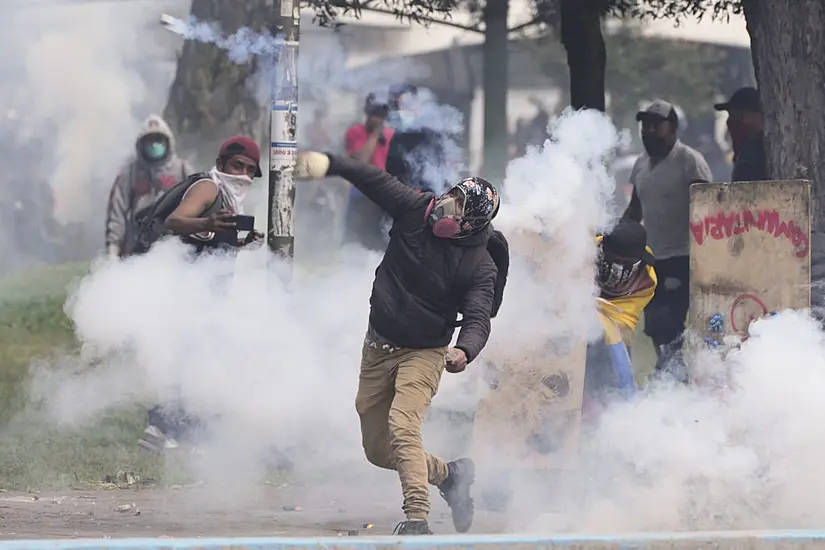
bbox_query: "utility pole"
[266,0,301,267]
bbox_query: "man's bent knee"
[362,441,395,470]
[388,406,423,446]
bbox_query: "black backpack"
[454,228,510,322]
[127,172,217,256]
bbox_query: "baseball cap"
[602,221,655,266]
[218,136,263,177]
[636,99,679,128]
[714,86,761,113]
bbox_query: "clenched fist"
[445,347,468,373]
[294,151,331,181]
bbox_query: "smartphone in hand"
[225,215,255,232]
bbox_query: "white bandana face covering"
[209,166,251,214]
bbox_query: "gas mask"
[427,194,464,239]
[141,138,168,162]
[597,247,642,296]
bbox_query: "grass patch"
[0,262,87,426]
[0,262,185,490]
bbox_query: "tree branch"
[330,2,484,33]
[508,16,544,34]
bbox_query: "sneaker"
[138,425,179,453]
[392,520,433,535]
[438,458,475,533]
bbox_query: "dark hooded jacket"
[327,154,497,362]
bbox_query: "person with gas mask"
[621,100,712,379]
[583,221,657,419]
[137,135,264,454]
[292,149,509,536]
[105,115,195,258]
[714,87,768,183]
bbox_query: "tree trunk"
[742,0,825,314]
[559,0,606,111]
[742,0,825,232]
[481,0,510,186]
[163,0,272,164]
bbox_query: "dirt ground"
[0,482,510,540]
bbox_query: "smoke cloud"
[9,5,825,537]
[0,0,179,274]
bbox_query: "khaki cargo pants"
[355,342,451,521]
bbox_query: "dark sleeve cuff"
[454,344,476,364]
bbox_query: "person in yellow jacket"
[583,221,657,420]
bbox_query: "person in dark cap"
[715,86,768,182]
[583,221,658,418]
[635,99,681,160]
[162,135,264,254]
[622,100,712,376]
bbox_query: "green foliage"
[631,0,742,21]
[0,262,87,426]
[305,0,460,27]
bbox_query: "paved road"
[0,481,510,540]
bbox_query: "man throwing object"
[294,150,508,536]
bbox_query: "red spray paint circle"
[730,293,769,334]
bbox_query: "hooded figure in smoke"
[385,84,463,195]
[105,115,195,258]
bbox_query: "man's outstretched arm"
[301,152,430,218]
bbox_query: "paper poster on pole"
[270,102,297,171]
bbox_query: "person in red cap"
[162,135,264,256]
[137,135,264,454]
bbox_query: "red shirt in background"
[344,124,394,170]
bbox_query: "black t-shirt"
[732,133,768,182]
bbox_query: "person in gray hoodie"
[105,114,195,258]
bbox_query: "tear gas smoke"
[163,14,430,108]
[0,1,179,275]
[23,106,618,511]
[555,309,825,532]
[161,15,284,64]
[387,86,467,195]
[10,6,825,536]
[8,1,173,225]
